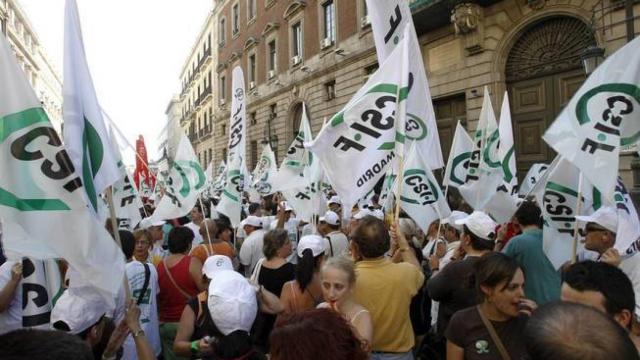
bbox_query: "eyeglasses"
[579,225,608,236]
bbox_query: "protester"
[0,328,94,360]
[560,260,640,349]
[320,210,349,258]
[526,302,640,360]
[279,235,326,314]
[133,228,153,263]
[239,215,267,277]
[157,226,206,360]
[445,252,535,360]
[438,210,467,270]
[236,202,263,245]
[119,230,162,359]
[428,211,496,338]
[318,256,373,351]
[575,206,640,317]
[102,300,157,360]
[502,200,561,305]
[51,288,110,349]
[185,205,205,248]
[270,309,368,360]
[421,220,446,260]
[328,195,342,214]
[271,201,301,261]
[190,219,237,265]
[0,260,22,335]
[251,229,295,350]
[140,217,167,266]
[351,216,424,360]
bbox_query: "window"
[219,75,226,103]
[248,54,256,86]
[250,111,257,125]
[292,22,302,58]
[325,80,336,101]
[322,1,335,43]
[222,148,228,162]
[269,103,277,119]
[364,62,379,83]
[222,124,227,135]
[247,0,256,21]
[219,18,226,45]
[251,140,258,170]
[232,3,239,35]
[268,40,277,73]
[208,149,212,163]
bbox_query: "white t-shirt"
[239,229,266,277]
[185,222,204,248]
[0,261,21,335]
[301,223,317,237]
[122,261,161,359]
[324,231,349,257]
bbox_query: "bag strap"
[250,258,265,283]
[476,305,511,360]
[136,263,151,305]
[162,257,192,300]
[326,236,334,257]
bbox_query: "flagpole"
[198,195,212,258]
[571,172,584,264]
[106,187,132,299]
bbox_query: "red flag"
[133,135,154,196]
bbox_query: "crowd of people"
[1,191,640,360]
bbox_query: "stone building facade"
[1,0,63,134]
[175,0,639,184]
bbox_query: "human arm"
[390,221,421,269]
[173,303,213,357]
[189,256,207,291]
[278,282,294,314]
[0,263,21,313]
[446,340,465,360]
[257,285,284,314]
[351,310,373,353]
[103,300,156,360]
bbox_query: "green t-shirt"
[503,228,561,305]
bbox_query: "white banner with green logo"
[443,120,474,189]
[273,103,313,192]
[543,36,640,201]
[62,0,120,213]
[458,87,504,211]
[397,144,451,232]
[212,160,227,192]
[252,143,278,196]
[283,144,330,223]
[365,0,444,169]
[217,155,243,227]
[227,66,249,185]
[109,128,143,230]
[307,24,410,209]
[152,133,206,221]
[519,163,549,196]
[0,31,124,298]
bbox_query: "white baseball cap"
[241,215,263,228]
[455,211,497,240]
[207,270,258,336]
[575,207,618,233]
[202,255,234,279]
[139,217,164,229]
[442,211,469,232]
[280,201,294,212]
[328,195,342,206]
[371,209,384,220]
[353,208,373,220]
[319,211,340,226]
[297,234,325,257]
[51,289,109,335]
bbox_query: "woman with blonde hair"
[318,256,372,351]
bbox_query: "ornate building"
[2,0,63,134]
[174,0,638,183]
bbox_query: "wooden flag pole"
[198,196,212,258]
[571,172,584,264]
[106,186,131,299]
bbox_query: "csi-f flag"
[519,163,550,195]
[365,0,443,169]
[0,31,125,298]
[458,87,504,210]
[398,144,451,232]
[543,36,640,201]
[307,24,411,209]
[252,143,278,196]
[212,160,227,192]
[217,155,243,227]
[63,0,119,212]
[273,103,313,191]
[228,66,248,182]
[152,132,206,221]
[109,127,143,230]
[443,120,474,188]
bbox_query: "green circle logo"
[405,113,428,141]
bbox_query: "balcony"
[410,0,501,35]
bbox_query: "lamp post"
[581,45,605,76]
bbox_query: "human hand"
[452,245,466,261]
[601,248,621,267]
[198,337,214,355]
[124,299,142,332]
[10,263,22,282]
[390,221,408,249]
[518,298,537,316]
[428,255,440,272]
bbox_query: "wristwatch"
[132,329,145,338]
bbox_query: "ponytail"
[296,249,323,291]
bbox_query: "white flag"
[63,0,120,212]
[541,158,593,269]
[108,127,143,230]
[519,163,550,196]
[282,147,328,223]
[21,258,64,329]
[458,87,503,210]
[0,31,125,297]
[217,155,243,227]
[307,25,411,209]
[543,36,640,201]
[273,103,313,191]
[398,144,451,232]
[212,160,227,192]
[152,132,206,221]
[228,66,248,183]
[443,120,474,188]
[252,143,278,196]
[365,0,443,169]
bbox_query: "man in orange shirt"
[190,219,236,266]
